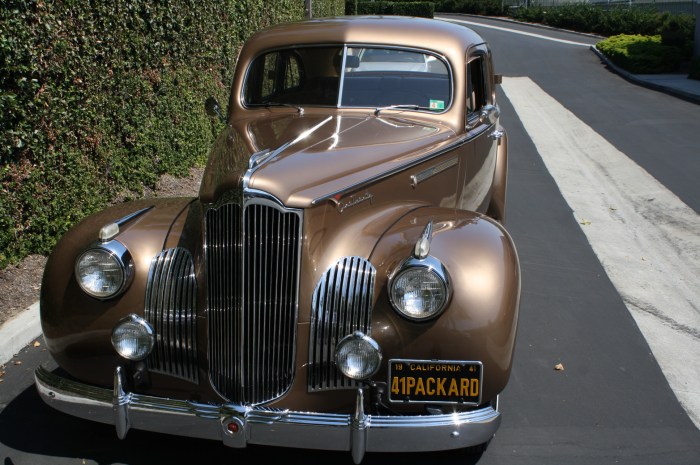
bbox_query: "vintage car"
[35,15,520,463]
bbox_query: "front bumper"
[35,365,500,463]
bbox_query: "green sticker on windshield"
[429,99,445,110]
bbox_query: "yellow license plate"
[388,359,482,404]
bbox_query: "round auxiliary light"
[75,245,130,299]
[389,264,449,321]
[335,332,382,381]
[111,314,155,361]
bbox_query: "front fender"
[40,197,199,386]
[368,207,520,401]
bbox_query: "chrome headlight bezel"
[111,313,155,361]
[388,255,451,321]
[74,241,133,300]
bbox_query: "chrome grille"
[206,199,302,404]
[145,247,198,383]
[308,256,376,391]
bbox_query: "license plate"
[388,359,482,404]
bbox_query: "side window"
[466,56,487,115]
[245,51,304,104]
[283,53,302,90]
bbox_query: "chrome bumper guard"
[35,365,500,463]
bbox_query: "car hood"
[199,112,457,207]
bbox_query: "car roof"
[242,16,486,57]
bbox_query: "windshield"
[243,46,451,111]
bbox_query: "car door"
[457,48,499,213]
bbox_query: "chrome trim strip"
[311,121,494,205]
[114,206,154,228]
[36,365,500,456]
[242,117,333,190]
[144,247,198,382]
[410,157,457,187]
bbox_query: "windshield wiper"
[263,102,304,115]
[374,104,434,115]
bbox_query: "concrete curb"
[0,301,41,365]
[589,45,700,105]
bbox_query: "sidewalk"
[0,302,40,365]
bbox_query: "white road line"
[438,17,592,47]
[501,77,700,428]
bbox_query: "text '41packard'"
[36,16,520,463]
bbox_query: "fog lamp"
[111,314,154,361]
[335,331,382,380]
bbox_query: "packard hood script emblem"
[336,191,374,213]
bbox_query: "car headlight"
[389,257,450,321]
[75,242,132,299]
[112,314,155,361]
[335,332,382,380]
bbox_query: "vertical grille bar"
[308,256,376,391]
[145,247,198,383]
[206,199,301,405]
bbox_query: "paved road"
[440,14,700,464]
[2,15,699,465]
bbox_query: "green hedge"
[347,1,435,18]
[435,0,504,16]
[507,4,695,40]
[597,34,682,74]
[0,0,345,269]
[690,56,700,81]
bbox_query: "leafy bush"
[659,12,695,58]
[434,0,504,15]
[0,0,345,268]
[508,4,694,39]
[689,56,700,81]
[353,1,434,17]
[597,34,682,74]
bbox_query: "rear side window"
[466,56,487,115]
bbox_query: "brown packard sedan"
[35,15,520,463]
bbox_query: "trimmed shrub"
[434,0,504,16]
[597,34,682,74]
[659,13,695,58]
[689,56,700,81]
[0,0,345,268]
[353,2,435,18]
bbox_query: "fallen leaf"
[579,219,591,226]
[609,207,617,211]
[0,370,5,378]
[33,340,41,348]
[13,360,22,366]
[554,363,565,371]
